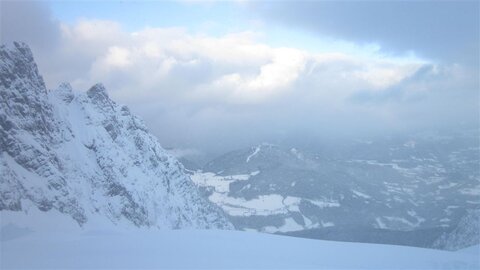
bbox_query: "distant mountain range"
[190,136,479,249]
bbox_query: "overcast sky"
[1,0,478,160]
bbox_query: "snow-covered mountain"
[191,139,479,248]
[433,209,480,251]
[0,42,232,230]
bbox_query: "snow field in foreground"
[1,229,479,269]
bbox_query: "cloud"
[248,1,479,65]
[1,2,477,158]
[51,20,423,106]
[47,19,435,154]
[204,47,307,103]
[351,64,478,104]
[348,63,479,132]
[0,1,67,86]
[0,1,61,50]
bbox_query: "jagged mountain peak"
[0,42,45,91]
[53,82,74,103]
[86,83,116,108]
[0,43,57,138]
[87,83,108,97]
[0,42,233,230]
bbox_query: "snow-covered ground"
[4,206,476,269]
[1,228,478,269]
[192,171,339,220]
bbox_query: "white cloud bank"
[55,19,424,106]
[1,1,477,157]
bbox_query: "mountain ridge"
[192,140,479,249]
[0,42,232,230]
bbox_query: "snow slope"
[0,42,232,230]
[1,229,479,269]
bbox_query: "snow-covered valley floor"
[1,229,479,269]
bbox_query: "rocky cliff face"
[0,42,232,229]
